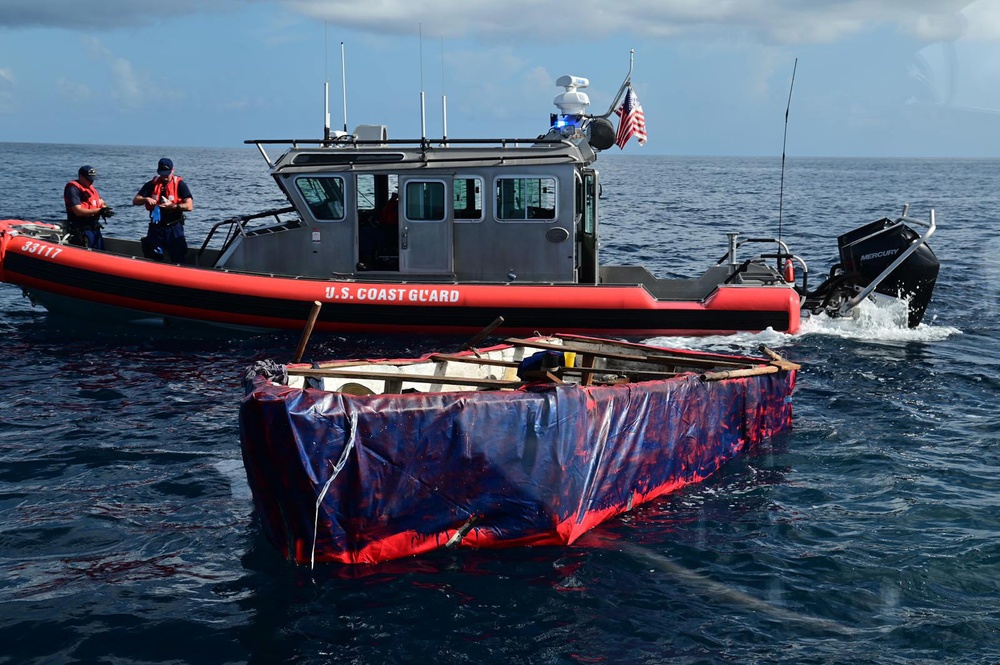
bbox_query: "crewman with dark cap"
[132,157,193,263]
[64,165,109,249]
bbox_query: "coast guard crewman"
[64,165,108,249]
[133,157,193,263]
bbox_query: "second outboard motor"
[803,213,939,328]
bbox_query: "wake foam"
[645,296,960,353]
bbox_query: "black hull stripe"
[4,253,790,332]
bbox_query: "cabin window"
[453,176,483,221]
[296,176,345,221]
[583,172,596,235]
[495,177,556,221]
[404,181,446,221]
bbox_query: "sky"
[1,0,999,157]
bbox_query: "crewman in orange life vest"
[64,165,108,249]
[132,157,193,263]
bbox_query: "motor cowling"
[836,218,940,327]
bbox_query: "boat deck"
[280,334,800,395]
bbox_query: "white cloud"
[78,35,184,111]
[54,76,95,102]
[108,57,146,110]
[0,66,14,113]
[963,0,1000,39]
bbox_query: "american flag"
[614,86,647,149]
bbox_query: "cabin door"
[578,170,599,284]
[398,177,454,274]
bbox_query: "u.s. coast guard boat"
[0,67,939,336]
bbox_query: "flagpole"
[601,49,635,118]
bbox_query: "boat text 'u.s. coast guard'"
[325,286,462,304]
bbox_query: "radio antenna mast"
[419,23,427,140]
[323,19,330,142]
[441,35,448,142]
[341,41,348,133]
[778,58,797,244]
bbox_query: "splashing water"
[798,295,960,343]
[645,294,960,354]
[644,328,795,356]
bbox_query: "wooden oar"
[462,315,505,357]
[701,347,800,381]
[293,301,323,363]
[700,365,779,382]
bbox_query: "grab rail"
[195,206,297,266]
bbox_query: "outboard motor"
[803,210,939,327]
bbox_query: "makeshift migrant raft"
[0,59,939,336]
[239,334,799,566]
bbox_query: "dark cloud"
[287,0,981,44]
[0,0,239,29]
[1,0,982,46]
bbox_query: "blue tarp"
[240,369,795,565]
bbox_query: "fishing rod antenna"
[778,58,798,246]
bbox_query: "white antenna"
[341,41,348,133]
[441,35,448,142]
[419,22,426,140]
[323,19,330,141]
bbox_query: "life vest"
[64,180,101,213]
[150,175,185,225]
[151,175,182,204]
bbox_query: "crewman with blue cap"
[132,157,193,263]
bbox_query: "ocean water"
[1,143,998,664]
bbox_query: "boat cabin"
[215,77,609,285]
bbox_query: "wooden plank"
[432,354,684,383]
[580,352,595,386]
[700,365,779,381]
[554,333,751,363]
[504,337,750,369]
[564,366,682,380]
[288,367,526,390]
[309,358,426,370]
[428,353,520,368]
[287,342,761,391]
[286,364,676,390]
[518,369,563,383]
